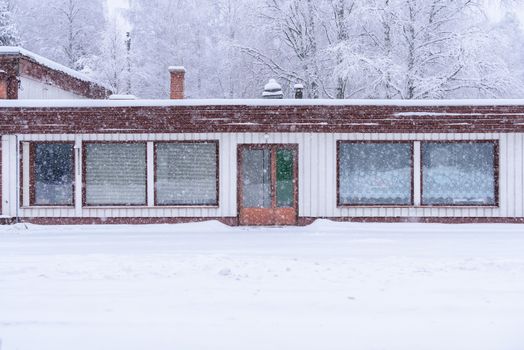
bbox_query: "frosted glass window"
[85,143,146,205]
[242,149,271,208]
[339,143,412,205]
[156,143,218,205]
[33,143,74,205]
[422,142,496,205]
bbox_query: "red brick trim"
[2,104,524,134]
[16,217,238,226]
[2,216,523,226]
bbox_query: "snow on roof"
[109,94,137,100]
[2,98,524,109]
[0,46,108,88]
[264,79,282,91]
[168,66,186,72]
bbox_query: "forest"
[1,0,524,99]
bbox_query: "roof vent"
[109,94,137,100]
[262,79,283,99]
[294,84,304,99]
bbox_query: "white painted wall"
[2,132,523,219]
[18,76,87,100]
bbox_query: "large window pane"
[242,149,271,208]
[339,142,412,205]
[156,143,218,205]
[86,143,146,205]
[33,143,74,205]
[422,142,496,205]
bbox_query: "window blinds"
[156,143,217,205]
[85,143,147,205]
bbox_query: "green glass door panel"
[276,149,294,208]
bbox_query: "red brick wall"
[1,104,524,134]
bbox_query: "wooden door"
[238,144,298,226]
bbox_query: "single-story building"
[1,49,523,225]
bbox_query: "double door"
[238,144,298,225]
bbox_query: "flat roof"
[2,98,524,109]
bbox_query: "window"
[338,142,413,205]
[156,142,218,206]
[85,143,147,206]
[242,148,271,208]
[422,142,497,206]
[31,143,74,206]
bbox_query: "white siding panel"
[18,76,87,100]
[413,141,421,206]
[507,134,516,217]
[146,142,155,207]
[6,132,523,220]
[499,134,508,217]
[518,134,524,217]
[22,143,29,207]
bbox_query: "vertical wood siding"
[2,133,523,219]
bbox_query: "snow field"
[0,220,523,350]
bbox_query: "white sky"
[106,0,130,31]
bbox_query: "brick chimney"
[0,70,8,100]
[169,66,186,99]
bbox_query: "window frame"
[153,140,220,207]
[82,141,148,207]
[336,140,415,208]
[420,140,500,207]
[28,141,76,207]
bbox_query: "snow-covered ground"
[0,221,523,350]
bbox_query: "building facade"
[0,100,523,225]
[1,49,523,225]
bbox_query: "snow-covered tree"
[331,0,523,99]
[127,0,263,98]
[93,22,130,94]
[12,0,105,72]
[8,0,524,99]
[0,0,20,46]
[242,0,325,98]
